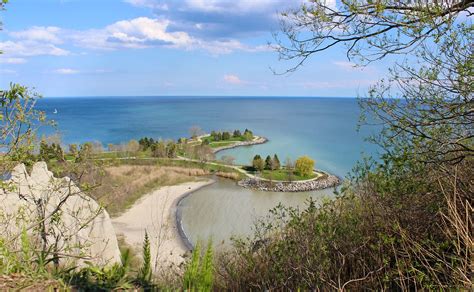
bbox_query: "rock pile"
[238,174,340,192]
[213,136,268,153]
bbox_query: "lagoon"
[37,96,379,245]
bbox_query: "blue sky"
[0,0,386,97]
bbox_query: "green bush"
[62,249,133,291]
[183,240,214,291]
[294,156,314,177]
[137,231,152,287]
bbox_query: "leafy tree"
[151,141,167,158]
[1,84,48,172]
[69,144,78,158]
[167,141,177,158]
[210,131,217,141]
[295,156,314,177]
[253,156,265,172]
[195,145,215,163]
[126,140,140,155]
[189,125,203,139]
[275,0,473,71]
[221,155,236,165]
[76,142,92,162]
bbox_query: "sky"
[0,0,387,97]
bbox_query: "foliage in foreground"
[183,240,214,292]
[217,158,472,290]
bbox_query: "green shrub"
[183,240,214,291]
[295,156,314,177]
[137,231,152,286]
[63,249,133,291]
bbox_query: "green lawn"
[259,169,318,181]
[201,135,247,143]
[209,141,237,148]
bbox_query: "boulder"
[0,162,121,267]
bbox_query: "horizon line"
[42,95,359,99]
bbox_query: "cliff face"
[0,162,121,267]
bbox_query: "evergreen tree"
[233,130,241,137]
[222,131,231,140]
[265,155,272,170]
[54,143,65,162]
[243,129,254,141]
[273,154,281,170]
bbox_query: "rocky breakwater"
[213,136,268,153]
[238,174,340,192]
[0,162,121,267]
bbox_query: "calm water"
[37,97,380,245]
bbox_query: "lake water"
[37,97,380,246]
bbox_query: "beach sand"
[112,179,214,272]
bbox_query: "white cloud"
[71,17,195,50]
[108,17,192,47]
[53,68,79,74]
[1,16,268,60]
[10,26,63,44]
[71,17,264,54]
[223,74,244,85]
[0,26,69,58]
[0,38,69,57]
[0,57,27,64]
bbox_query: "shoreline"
[111,179,215,271]
[174,179,216,251]
[238,170,341,192]
[212,136,268,154]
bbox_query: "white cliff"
[0,162,121,267]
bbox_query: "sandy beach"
[112,179,215,272]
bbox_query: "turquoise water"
[37,97,380,245]
[38,97,378,176]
